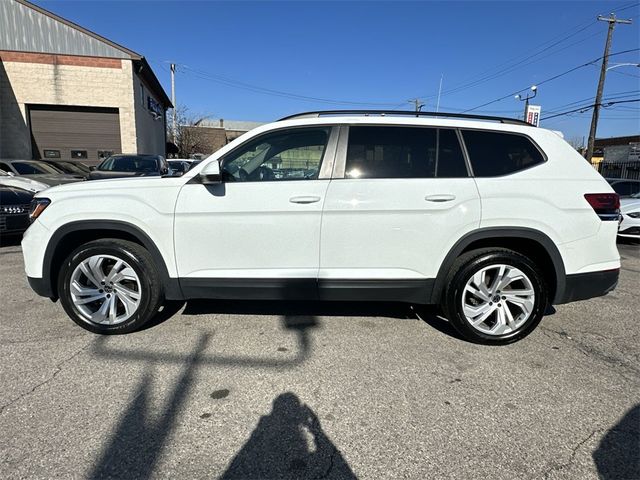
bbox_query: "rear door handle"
[425,194,456,202]
[289,195,321,204]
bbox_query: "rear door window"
[462,130,545,176]
[345,126,468,179]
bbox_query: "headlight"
[628,212,640,219]
[29,198,51,222]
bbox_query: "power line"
[179,64,402,107]
[541,98,640,120]
[463,48,640,112]
[410,1,638,104]
[544,90,640,114]
[429,26,602,100]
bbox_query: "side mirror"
[199,161,222,184]
[89,166,96,171]
[7,171,15,177]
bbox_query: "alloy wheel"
[69,254,141,325]
[461,264,536,336]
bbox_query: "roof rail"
[278,110,532,126]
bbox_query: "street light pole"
[585,13,632,163]
[515,85,538,121]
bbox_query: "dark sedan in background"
[0,186,33,236]
[88,154,169,180]
[0,160,85,186]
[40,159,91,179]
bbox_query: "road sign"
[525,105,541,127]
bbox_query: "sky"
[37,0,640,141]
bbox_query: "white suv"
[22,111,621,344]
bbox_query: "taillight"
[584,193,620,221]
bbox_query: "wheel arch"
[43,220,183,301]
[432,227,566,305]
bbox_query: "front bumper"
[556,268,619,304]
[27,276,56,299]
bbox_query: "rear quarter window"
[462,130,545,177]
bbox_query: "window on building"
[462,130,545,177]
[222,128,330,181]
[43,149,61,159]
[345,126,468,179]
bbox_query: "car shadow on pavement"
[144,298,470,343]
[593,404,640,480]
[220,392,357,480]
[93,312,319,369]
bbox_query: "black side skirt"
[180,278,434,304]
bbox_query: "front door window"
[222,128,330,182]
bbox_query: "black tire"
[58,239,163,334]
[442,248,548,345]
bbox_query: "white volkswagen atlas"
[22,111,621,344]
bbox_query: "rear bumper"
[555,268,619,305]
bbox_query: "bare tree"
[167,106,211,158]
[567,136,585,151]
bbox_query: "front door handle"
[425,194,456,202]
[289,195,321,204]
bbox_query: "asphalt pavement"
[0,238,638,479]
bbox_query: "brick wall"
[0,52,141,159]
[0,50,122,68]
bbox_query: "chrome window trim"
[317,126,339,180]
[331,126,349,179]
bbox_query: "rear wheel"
[58,239,163,334]
[442,248,548,345]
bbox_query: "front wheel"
[442,248,548,345]
[58,239,163,334]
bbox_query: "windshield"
[53,161,86,175]
[98,156,159,173]
[13,162,62,175]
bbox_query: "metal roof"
[1,0,138,59]
[0,0,172,108]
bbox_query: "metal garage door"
[29,105,121,165]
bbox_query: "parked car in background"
[619,193,640,241]
[0,185,33,236]
[40,159,91,178]
[0,169,49,193]
[606,178,640,198]
[0,160,84,186]
[168,160,191,176]
[88,154,169,180]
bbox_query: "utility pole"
[585,13,632,162]
[170,63,177,142]
[408,98,424,115]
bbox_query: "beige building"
[0,0,171,165]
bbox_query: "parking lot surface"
[0,240,638,479]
